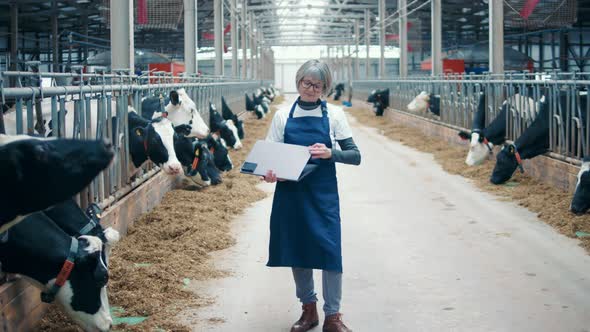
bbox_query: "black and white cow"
[222,96,245,139]
[333,83,345,101]
[490,97,549,184]
[146,89,210,139]
[571,157,590,214]
[367,88,390,116]
[458,92,541,166]
[0,214,113,332]
[174,134,222,186]
[407,91,441,116]
[245,93,265,119]
[126,107,183,175]
[253,90,270,115]
[205,134,233,172]
[0,135,114,232]
[209,102,242,150]
[43,199,120,260]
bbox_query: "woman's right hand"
[261,170,284,183]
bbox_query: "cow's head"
[407,91,430,113]
[0,136,114,229]
[0,215,113,332]
[458,130,493,166]
[210,103,242,149]
[134,116,183,175]
[56,235,112,332]
[571,159,590,215]
[206,134,233,172]
[490,144,522,184]
[160,89,209,138]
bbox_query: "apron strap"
[288,100,298,118]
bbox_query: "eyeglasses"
[301,80,323,92]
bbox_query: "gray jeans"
[292,268,342,316]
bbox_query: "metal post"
[559,31,568,72]
[241,1,248,79]
[10,1,18,75]
[257,29,262,80]
[399,0,408,78]
[231,0,238,77]
[51,1,59,72]
[110,0,134,71]
[431,0,442,76]
[184,0,197,75]
[249,13,255,79]
[364,9,370,79]
[214,0,224,76]
[379,0,385,78]
[354,19,360,80]
[489,0,504,74]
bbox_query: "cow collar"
[191,146,201,172]
[41,237,78,303]
[511,144,525,173]
[473,130,493,153]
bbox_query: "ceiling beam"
[247,4,377,11]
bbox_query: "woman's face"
[298,76,323,102]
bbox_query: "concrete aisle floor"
[187,96,590,332]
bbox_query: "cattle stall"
[354,73,590,165]
[0,72,271,330]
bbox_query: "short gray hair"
[295,59,332,94]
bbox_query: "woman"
[263,59,361,332]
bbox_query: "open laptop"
[241,140,317,181]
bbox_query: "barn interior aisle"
[186,95,590,332]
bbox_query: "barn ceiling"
[0,0,589,57]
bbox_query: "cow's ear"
[508,145,515,154]
[134,127,144,137]
[458,131,470,140]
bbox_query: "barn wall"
[355,100,581,194]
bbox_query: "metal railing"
[0,70,272,210]
[354,72,590,164]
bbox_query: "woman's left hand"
[309,143,332,159]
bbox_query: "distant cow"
[245,93,265,119]
[209,102,242,150]
[222,96,245,139]
[334,83,345,101]
[571,157,590,214]
[490,97,548,184]
[0,135,114,232]
[407,91,440,116]
[0,214,113,332]
[367,88,390,116]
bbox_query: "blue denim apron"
[267,100,342,272]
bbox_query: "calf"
[490,98,549,184]
[0,214,112,332]
[253,90,270,115]
[571,157,590,214]
[367,88,390,116]
[0,135,114,232]
[209,102,242,149]
[222,96,245,139]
